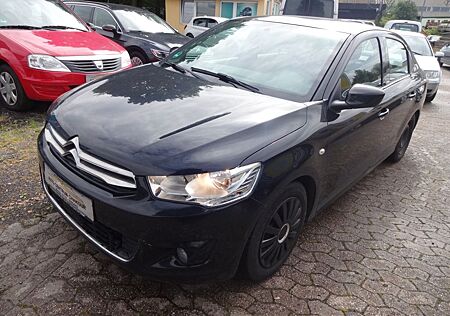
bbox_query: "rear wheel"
[388,116,416,163]
[240,182,307,281]
[0,64,31,111]
[425,91,437,103]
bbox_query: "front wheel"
[0,64,31,111]
[129,51,147,67]
[240,182,307,281]
[425,91,437,103]
[387,116,416,163]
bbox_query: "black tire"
[0,64,31,111]
[425,91,437,103]
[129,50,147,66]
[388,115,416,163]
[186,33,194,38]
[240,182,307,281]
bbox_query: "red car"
[0,0,132,111]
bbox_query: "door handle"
[408,91,416,98]
[378,108,390,120]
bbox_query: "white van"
[384,20,422,32]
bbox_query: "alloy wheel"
[131,57,144,67]
[259,197,302,268]
[0,71,18,106]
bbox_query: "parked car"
[39,17,426,281]
[184,16,228,38]
[0,0,131,111]
[65,1,190,66]
[384,20,422,32]
[437,43,450,66]
[397,31,441,102]
[341,19,376,26]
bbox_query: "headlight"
[425,70,440,80]
[148,163,261,207]
[121,51,131,68]
[28,55,70,72]
[150,49,168,60]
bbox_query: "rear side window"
[385,38,409,84]
[207,18,218,28]
[93,8,117,28]
[73,5,93,23]
[340,38,382,92]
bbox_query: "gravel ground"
[0,68,449,315]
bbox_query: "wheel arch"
[291,175,316,222]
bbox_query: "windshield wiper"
[160,61,202,79]
[41,25,86,32]
[190,67,260,93]
[0,25,42,30]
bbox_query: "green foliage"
[423,27,440,36]
[390,0,418,21]
[379,0,419,27]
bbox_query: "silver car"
[438,43,450,67]
[397,30,442,102]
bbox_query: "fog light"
[176,247,188,265]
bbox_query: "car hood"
[0,30,124,56]
[127,31,189,50]
[415,55,441,72]
[48,66,308,176]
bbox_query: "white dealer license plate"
[44,165,94,221]
[86,74,106,83]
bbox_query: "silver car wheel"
[0,71,18,106]
[131,57,144,67]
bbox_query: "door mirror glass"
[331,84,385,111]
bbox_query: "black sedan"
[65,1,190,66]
[38,16,426,281]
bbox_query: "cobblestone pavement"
[1,69,450,316]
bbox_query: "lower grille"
[49,187,139,261]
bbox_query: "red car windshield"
[0,0,88,31]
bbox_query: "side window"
[385,38,409,84]
[340,38,382,94]
[193,18,208,27]
[93,8,117,28]
[207,18,218,28]
[73,5,94,23]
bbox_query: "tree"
[390,0,419,21]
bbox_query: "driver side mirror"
[435,51,444,58]
[330,84,385,112]
[102,24,117,33]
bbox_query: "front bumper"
[426,81,439,96]
[21,67,130,102]
[38,131,262,281]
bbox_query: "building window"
[196,1,216,16]
[220,2,258,18]
[181,0,195,23]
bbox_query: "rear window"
[391,23,419,32]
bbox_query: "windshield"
[114,9,175,33]
[391,23,419,32]
[0,0,88,31]
[403,35,433,56]
[166,19,346,101]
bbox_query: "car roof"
[64,0,147,12]
[256,16,382,35]
[393,30,427,38]
[386,20,421,24]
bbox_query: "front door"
[318,37,398,205]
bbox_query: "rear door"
[380,35,423,153]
